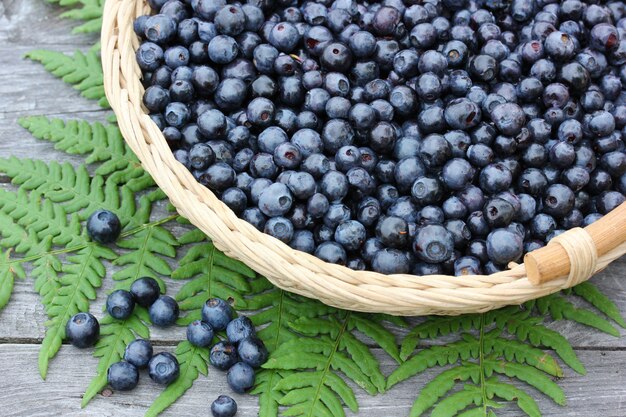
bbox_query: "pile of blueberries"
[66,209,266,416]
[135,0,626,275]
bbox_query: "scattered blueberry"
[148,352,180,385]
[124,339,153,368]
[149,296,180,327]
[226,316,256,344]
[130,277,161,308]
[187,320,214,347]
[87,210,121,244]
[106,289,135,320]
[202,298,234,331]
[237,337,268,368]
[211,395,238,417]
[107,361,139,391]
[227,362,256,393]
[210,341,239,370]
[66,312,100,348]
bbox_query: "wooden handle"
[525,201,626,285]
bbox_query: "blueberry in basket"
[135,0,626,276]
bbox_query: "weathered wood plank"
[1,344,625,417]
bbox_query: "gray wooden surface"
[1,1,626,416]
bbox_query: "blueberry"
[264,217,294,243]
[209,341,239,370]
[148,352,180,385]
[335,220,367,251]
[237,336,268,368]
[486,229,523,265]
[201,298,234,331]
[106,290,135,320]
[124,339,153,368]
[543,184,575,218]
[87,210,121,244]
[444,98,482,130]
[479,163,512,194]
[107,362,139,391]
[144,14,176,43]
[258,183,293,216]
[66,312,99,348]
[454,256,483,276]
[211,395,238,417]
[441,158,474,191]
[227,362,256,393]
[483,198,515,228]
[226,316,256,344]
[149,296,179,327]
[314,241,347,265]
[413,225,454,263]
[269,22,301,52]
[186,320,214,347]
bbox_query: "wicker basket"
[101,0,626,316]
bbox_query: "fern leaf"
[38,244,116,378]
[430,384,482,417]
[572,282,626,328]
[483,358,566,405]
[485,379,542,417]
[388,339,479,389]
[174,237,255,323]
[536,294,619,336]
[502,310,586,375]
[113,223,177,291]
[0,250,26,311]
[25,49,107,107]
[409,365,479,417]
[18,117,149,185]
[82,309,150,407]
[0,158,139,226]
[482,330,562,377]
[59,0,104,33]
[349,314,401,363]
[400,315,480,360]
[0,188,83,252]
[145,341,210,417]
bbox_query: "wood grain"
[1,0,626,415]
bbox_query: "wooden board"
[1,1,626,416]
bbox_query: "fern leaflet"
[25,48,107,107]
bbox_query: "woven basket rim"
[101,0,626,316]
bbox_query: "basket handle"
[525,201,626,285]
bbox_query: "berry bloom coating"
[87,210,121,244]
[211,395,238,417]
[124,339,153,368]
[66,312,100,348]
[107,362,139,391]
[106,290,135,320]
[227,362,256,393]
[202,298,234,331]
[148,352,180,385]
[130,277,161,307]
[149,296,180,327]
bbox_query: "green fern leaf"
[45,0,104,33]
[400,315,480,360]
[0,250,26,311]
[483,358,566,405]
[430,384,482,417]
[25,49,107,107]
[264,310,395,417]
[145,341,210,417]
[503,310,586,374]
[18,117,150,186]
[485,379,542,417]
[483,332,563,377]
[409,365,479,417]
[572,282,626,328]
[535,294,619,336]
[82,309,150,407]
[38,244,116,378]
[113,223,178,291]
[0,158,140,226]
[174,233,255,323]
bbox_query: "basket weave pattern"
[102,0,626,315]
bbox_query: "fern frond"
[0,158,139,226]
[38,244,116,378]
[145,341,210,417]
[25,49,107,107]
[572,282,626,328]
[82,309,150,407]
[408,365,479,417]
[60,0,104,33]
[503,310,585,374]
[113,223,177,291]
[430,384,482,417]
[174,232,255,323]
[485,378,542,417]
[400,315,480,360]
[535,294,619,336]
[263,310,395,417]
[0,250,26,311]
[18,117,150,186]
[483,358,565,405]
